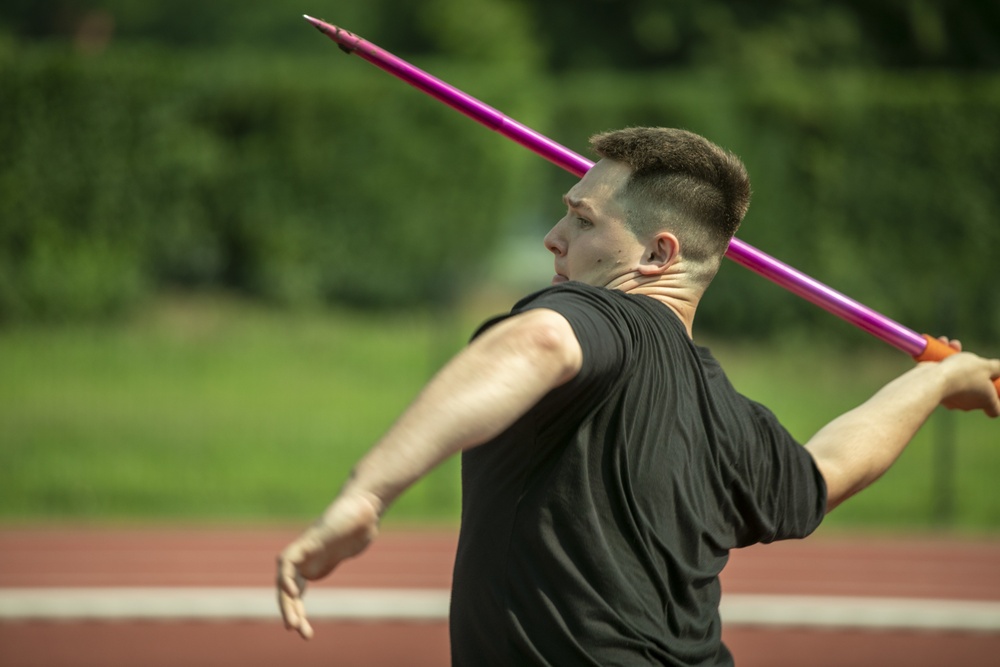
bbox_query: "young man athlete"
[276,127,1000,665]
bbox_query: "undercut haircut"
[590,127,751,285]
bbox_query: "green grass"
[0,293,469,525]
[1,293,997,533]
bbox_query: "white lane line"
[0,588,449,622]
[2,588,1000,632]
[720,594,1000,632]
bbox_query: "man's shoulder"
[474,282,682,346]
[511,282,661,320]
[513,282,691,342]
[513,281,615,309]
[471,283,618,341]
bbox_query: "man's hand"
[276,490,382,639]
[925,337,1000,417]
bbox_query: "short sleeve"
[741,400,827,543]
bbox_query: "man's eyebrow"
[562,195,596,214]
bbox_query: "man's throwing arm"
[277,308,582,639]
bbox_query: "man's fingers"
[276,559,302,629]
[278,588,298,629]
[936,336,962,352]
[277,554,303,597]
[297,611,315,640]
[278,588,314,639]
[277,550,315,639]
[986,360,1000,418]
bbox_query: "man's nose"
[543,221,564,256]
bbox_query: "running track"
[2,526,999,666]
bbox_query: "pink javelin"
[303,14,996,383]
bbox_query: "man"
[277,128,1000,665]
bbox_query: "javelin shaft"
[304,16,928,357]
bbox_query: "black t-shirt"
[450,283,826,666]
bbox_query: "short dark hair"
[590,127,751,282]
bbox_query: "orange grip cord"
[915,334,1000,395]
[914,334,958,363]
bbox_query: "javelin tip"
[302,14,330,32]
[302,14,359,53]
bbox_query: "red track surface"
[2,526,999,666]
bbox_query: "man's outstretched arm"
[806,342,1000,512]
[277,308,582,639]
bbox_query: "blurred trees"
[0,48,536,319]
[4,0,997,69]
[529,0,1000,71]
[0,1,997,344]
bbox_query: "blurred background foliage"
[1,1,998,528]
[0,0,998,344]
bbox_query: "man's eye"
[577,217,592,228]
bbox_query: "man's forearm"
[805,363,945,512]
[807,347,1000,512]
[339,308,582,513]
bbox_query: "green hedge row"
[0,45,541,322]
[2,43,998,345]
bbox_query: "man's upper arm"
[474,308,583,390]
[480,284,632,419]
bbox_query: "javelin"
[303,15,998,393]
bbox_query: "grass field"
[1,292,997,533]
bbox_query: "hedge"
[0,44,542,321]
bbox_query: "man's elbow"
[807,447,875,513]
[511,309,583,386]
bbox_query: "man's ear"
[637,232,680,275]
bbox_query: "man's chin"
[551,275,569,285]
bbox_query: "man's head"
[589,127,751,286]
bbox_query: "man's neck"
[605,273,701,338]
